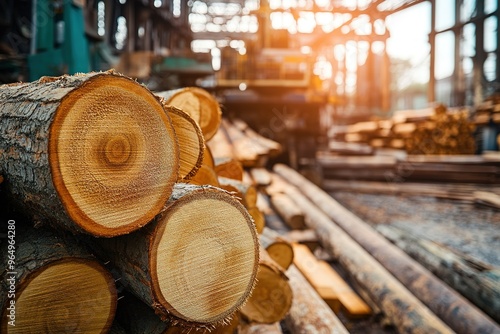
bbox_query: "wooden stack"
[473,92,500,125]
[335,104,476,155]
[0,72,260,332]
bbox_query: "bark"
[274,163,500,334]
[249,168,272,187]
[270,193,305,230]
[377,224,500,323]
[0,224,116,333]
[238,321,282,334]
[93,184,259,329]
[284,266,349,334]
[0,71,179,236]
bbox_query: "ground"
[329,192,500,267]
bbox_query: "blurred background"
[0,0,499,158]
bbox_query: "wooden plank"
[293,243,372,317]
[474,191,500,209]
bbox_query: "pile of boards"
[333,104,476,155]
[473,92,500,125]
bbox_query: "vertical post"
[473,0,485,106]
[126,0,135,52]
[496,6,500,86]
[428,0,436,103]
[454,0,464,106]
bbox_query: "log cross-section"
[0,71,179,236]
[93,184,259,329]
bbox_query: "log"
[222,119,269,167]
[274,163,500,334]
[247,206,265,234]
[94,184,259,328]
[270,193,306,230]
[0,71,179,236]
[274,185,454,333]
[157,87,222,141]
[238,321,282,334]
[293,243,371,317]
[207,125,235,160]
[249,168,272,187]
[377,224,500,323]
[240,250,293,324]
[231,119,282,157]
[218,177,257,209]
[323,179,500,202]
[284,265,349,334]
[284,229,320,251]
[0,225,116,333]
[260,228,294,270]
[474,191,500,209]
[116,291,241,333]
[189,164,220,187]
[203,146,216,170]
[214,157,244,181]
[163,105,204,181]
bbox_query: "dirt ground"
[329,192,500,268]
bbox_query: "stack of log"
[334,104,476,155]
[268,164,500,334]
[0,71,262,333]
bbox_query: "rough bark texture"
[274,163,500,334]
[0,224,117,333]
[115,291,169,334]
[92,184,259,329]
[0,71,178,236]
[239,321,282,334]
[284,265,349,334]
[378,224,500,324]
[270,193,305,230]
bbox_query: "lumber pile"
[333,104,476,155]
[473,92,500,125]
[317,150,500,184]
[0,72,261,332]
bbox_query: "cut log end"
[240,263,293,324]
[150,188,259,325]
[165,106,204,181]
[193,88,222,141]
[2,258,116,334]
[49,74,179,237]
